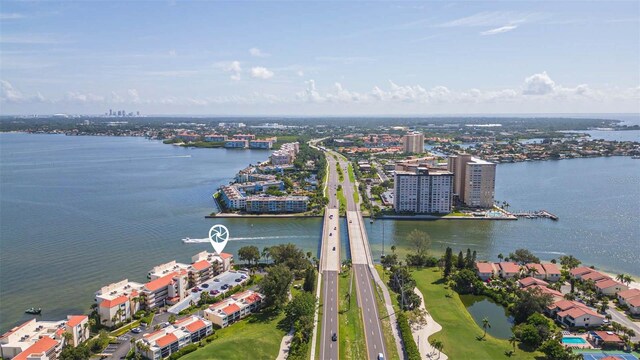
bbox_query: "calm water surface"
[1,133,638,332]
[461,295,514,339]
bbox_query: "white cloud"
[298,79,324,103]
[297,70,305,77]
[249,48,269,57]
[65,91,104,103]
[523,71,557,95]
[0,13,25,20]
[215,60,242,80]
[250,66,274,79]
[127,89,140,103]
[437,11,539,28]
[480,24,518,36]
[1,80,45,103]
[168,49,177,57]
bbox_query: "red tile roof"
[185,320,206,333]
[558,305,601,319]
[528,285,563,298]
[594,278,624,290]
[548,299,579,311]
[99,295,128,308]
[542,263,560,275]
[222,303,241,315]
[582,271,608,282]
[145,272,177,292]
[627,296,640,307]
[526,263,545,274]
[0,319,36,339]
[66,315,87,328]
[592,331,623,343]
[570,266,594,277]
[475,262,495,273]
[220,252,232,259]
[155,333,178,348]
[617,288,640,300]
[519,277,548,287]
[14,336,58,360]
[191,260,210,271]
[499,262,520,273]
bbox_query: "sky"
[1,1,639,116]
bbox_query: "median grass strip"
[348,163,356,183]
[181,309,286,360]
[339,270,366,360]
[337,188,346,210]
[412,268,541,360]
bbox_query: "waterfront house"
[224,139,249,148]
[95,279,144,327]
[233,134,256,141]
[541,263,561,282]
[547,300,604,328]
[175,132,200,142]
[616,288,640,314]
[594,278,628,296]
[204,134,227,142]
[244,195,309,213]
[135,315,212,359]
[581,271,609,282]
[498,262,520,279]
[64,315,90,347]
[525,263,546,280]
[249,139,274,149]
[204,290,265,328]
[475,262,496,281]
[569,266,595,279]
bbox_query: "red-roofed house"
[556,305,604,328]
[588,331,624,348]
[594,278,628,296]
[525,263,546,280]
[518,277,549,288]
[135,315,212,360]
[581,271,609,282]
[617,288,640,315]
[498,262,520,278]
[13,336,60,360]
[570,266,595,279]
[65,315,89,347]
[475,262,496,280]
[541,263,561,282]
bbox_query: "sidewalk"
[412,287,448,360]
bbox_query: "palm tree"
[623,274,633,286]
[529,267,539,278]
[482,317,491,339]
[391,245,396,254]
[61,331,73,345]
[616,273,626,283]
[497,253,504,261]
[509,335,518,353]
[262,247,271,264]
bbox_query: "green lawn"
[337,188,346,210]
[353,185,359,203]
[181,309,286,360]
[339,270,366,360]
[348,163,356,183]
[372,277,400,360]
[412,268,542,360]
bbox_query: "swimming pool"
[562,337,587,344]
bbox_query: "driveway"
[168,271,248,314]
[607,304,640,341]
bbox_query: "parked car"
[191,288,199,293]
[131,327,142,334]
[240,275,247,279]
[210,290,220,295]
[161,322,170,328]
[213,278,220,282]
[235,278,242,282]
[201,283,209,288]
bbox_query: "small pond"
[460,294,514,339]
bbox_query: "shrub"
[397,312,421,360]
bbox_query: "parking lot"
[168,270,248,314]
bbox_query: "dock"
[512,209,559,221]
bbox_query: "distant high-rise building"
[393,167,453,214]
[109,109,113,116]
[447,154,496,208]
[402,132,425,154]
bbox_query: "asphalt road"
[354,263,386,360]
[320,271,339,360]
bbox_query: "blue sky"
[1,1,639,115]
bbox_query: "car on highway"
[334,226,336,230]
[131,327,142,334]
[349,220,352,223]
[332,333,337,341]
[332,246,336,251]
[378,353,384,360]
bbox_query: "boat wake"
[182,235,312,244]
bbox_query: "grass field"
[412,268,541,360]
[337,188,346,209]
[181,309,286,360]
[339,270,366,360]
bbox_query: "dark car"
[221,284,229,290]
[235,278,242,282]
[214,278,220,282]
[332,246,336,251]
[201,283,209,288]
[331,333,337,341]
[210,290,220,295]
[191,288,199,293]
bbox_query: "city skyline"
[1,1,639,115]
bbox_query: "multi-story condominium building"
[245,196,309,213]
[219,186,246,210]
[142,270,189,309]
[204,290,265,328]
[233,134,256,141]
[190,251,233,278]
[393,167,453,214]
[402,132,425,154]
[269,142,300,165]
[95,279,144,327]
[249,138,276,149]
[203,134,227,142]
[0,315,88,359]
[135,315,212,360]
[447,154,496,208]
[224,139,249,148]
[175,132,200,142]
[147,261,191,280]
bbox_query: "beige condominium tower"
[447,154,496,208]
[403,132,425,154]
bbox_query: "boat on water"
[25,307,41,315]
